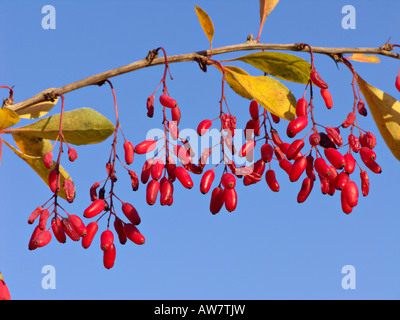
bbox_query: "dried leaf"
[18,88,59,119]
[346,54,380,64]
[258,0,279,38]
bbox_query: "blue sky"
[1,0,400,300]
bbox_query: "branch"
[6,41,400,115]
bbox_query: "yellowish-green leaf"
[358,76,400,161]
[218,65,296,120]
[3,139,73,200]
[0,107,20,130]
[5,108,115,146]
[18,88,59,119]
[12,133,53,157]
[195,5,215,48]
[346,54,380,64]
[258,0,279,38]
[227,52,311,84]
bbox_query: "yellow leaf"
[217,65,296,120]
[12,133,53,157]
[258,0,279,38]
[358,76,400,161]
[18,88,59,119]
[346,54,380,64]
[3,139,73,200]
[0,107,20,130]
[195,5,215,49]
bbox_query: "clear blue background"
[1,0,400,300]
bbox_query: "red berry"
[320,88,333,109]
[260,143,273,163]
[68,147,78,162]
[82,221,98,249]
[325,127,343,146]
[123,224,145,245]
[159,94,177,108]
[146,179,160,205]
[134,140,157,154]
[271,113,280,124]
[51,217,66,244]
[34,230,52,248]
[146,95,155,118]
[113,217,127,245]
[342,112,356,128]
[168,121,179,140]
[297,177,314,203]
[314,157,331,178]
[357,100,368,116]
[221,173,236,189]
[28,226,42,250]
[265,169,279,192]
[343,180,359,207]
[289,156,307,182]
[324,148,345,170]
[200,170,215,194]
[121,203,141,225]
[360,170,370,197]
[348,134,360,153]
[360,147,376,163]
[160,178,174,206]
[286,139,305,160]
[103,244,116,269]
[100,229,114,251]
[396,73,400,92]
[309,132,321,146]
[150,158,164,180]
[63,179,75,204]
[340,190,353,214]
[128,170,139,191]
[363,159,382,174]
[39,209,50,230]
[270,128,283,146]
[306,154,316,181]
[0,279,11,300]
[69,214,87,237]
[224,188,237,212]
[296,98,308,117]
[171,106,181,125]
[174,145,192,165]
[279,159,292,175]
[28,206,43,225]
[174,166,193,189]
[310,70,328,89]
[48,169,60,193]
[249,100,259,120]
[343,153,356,174]
[141,159,154,184]
[286,116,308,138]
[123,141,134,165]
[62,218,81,241]
[84,199,106,219]
[197,119,212,136]
[210,186,225,214]
[335,172,350,191]
[43,152,53,169]
[239,140,255,157]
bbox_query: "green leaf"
[18,88,59,119]
[0,107,20,130]
[6,108,115,145]
[3,139,73,200]
[358,76,400,161]
[227,52,311,84]
[195,5,215,49]
[218,65,296,120]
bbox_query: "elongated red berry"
[340,190,353,214]
[348,134,360,153]
[279,159,292,175]
[306,154,316,181]
[48,169,60,193]
[51,217,66,244]
[326,127,343,146]
[84,199,106,218]
[103,244,116,269]
[286,139,305,160]
[62,218,81,241]
[314,157,331,178]
[82,221,98,249]
[265,169,279,192]
[324,148,345,170]
[239,140,255,157]
[146,179,160,205]
[168,121,179,140]
[357,100,368,116]
[123,223,145,245]
[360,147,376,163]
[336,172,349,190]
[200,170,215,194]
[44,152,53,169]
[150,158,164,180]
[160,178,174,206]
[128,170,139,191]
[210,187,225,214]
[134,140,157,154]
[297,177,314,203]
[28,206,43,225]
[286,116,308,138]
[90,182,100,201]
[39,209,50,230]
[270,128,283,146]
[364,159,382,174]
[113,217,127,245]
[221,173,236,189]
[159,94,177,108]
[343,153,356,174]
[171,106,181,125]
[174,145,192,165]
[360,132,377,149]
[147,95,155,118]
[343,180,359,207]
[310,70,328,89]
[289,156,307,182]
[63,179,75,204]
[29,226,42,250]
[296,98,308,117]
[249,100,259,120]
[123,141,134,165]
[319,174,330,195]
[69,214,87,237]
[360,170,370,196]
[122,203,141,225]
[320,88,333,109]
[197,119,212,136]
[174,166,193,189]
[260,143,273,163]
[141,159,154,184]
[396,71,400,92]
[342,112,356,128]
[68,148,78,162]
[100,229,114,251]
[34,230,52,248]
[224,188,237,212]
